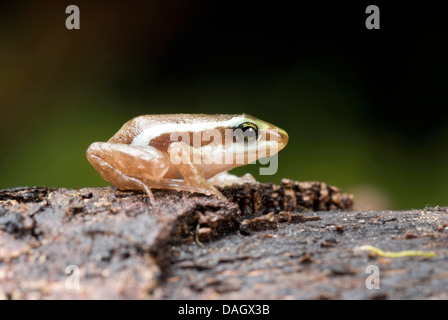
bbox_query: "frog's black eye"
[234,122,259,142]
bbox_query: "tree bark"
[1,181,445,299]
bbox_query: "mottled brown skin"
[86,114,288,204]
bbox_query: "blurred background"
[0,1,447,210]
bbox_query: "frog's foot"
[208,171,257,187]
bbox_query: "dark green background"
[1,1,447,210]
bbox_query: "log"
[0,181,446,299]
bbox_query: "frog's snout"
[268,128,288,149]
[277,129,289,147]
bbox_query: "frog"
[86,114,288,203]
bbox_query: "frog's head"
[154,113,288,170]
[213,114,288,166]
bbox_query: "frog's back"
[108,114,239,145]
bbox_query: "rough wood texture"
[1,182,447,299]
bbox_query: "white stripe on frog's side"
[130,116,246,146]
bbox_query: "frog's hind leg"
[88,154,156,202]
[87,141,227,202]
[86,142,171,204]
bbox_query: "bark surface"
[1,181,446,299]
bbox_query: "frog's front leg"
[167,142,226,200]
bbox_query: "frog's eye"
[234,122,259,142]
